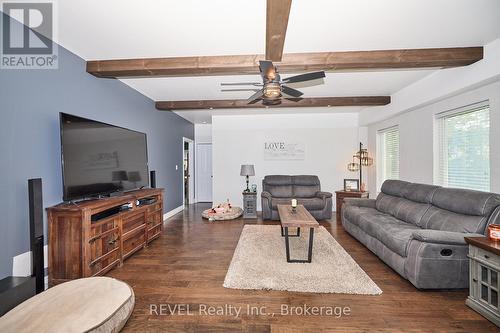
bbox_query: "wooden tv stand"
[47,188,164,286]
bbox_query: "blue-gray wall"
[0,13,194,279]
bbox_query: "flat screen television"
[60,113,149,201]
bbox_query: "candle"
[291,199,297,208]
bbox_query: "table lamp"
[240,165,255,192]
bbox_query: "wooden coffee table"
[277,204,319,263]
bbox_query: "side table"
[242,191,257,219]
[464,236,500,327]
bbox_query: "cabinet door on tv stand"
[147,209,163,242]
[88,219,120,276]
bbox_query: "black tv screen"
[60,113,149,201]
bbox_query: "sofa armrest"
[261,191,272,199]
[411,230,484,246]
[316,191,332,199]
[343,198,376,209]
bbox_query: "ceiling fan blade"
[221,82,262,86]
[281,85,304,98]
[259,60,276,80]
[247,89,265,104]
[282,71,326,84]
[221,88,261,92]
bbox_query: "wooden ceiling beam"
[155,96,391,111]
[87,47,483,78]
[266,0,292,61]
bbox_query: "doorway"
[182,137,194,206]
[195,143,213,202]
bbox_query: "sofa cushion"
[376,192,400,215]
[263,175,293,198]
[293,175,320,186]
[293,185,318,198]
[267,185,293,198]
[356,213,419,257]
[377,222,420,257]
[292,176,320,198]
[431,187,500,217]
[392,200,431,226]
[380,180,411,197]
[263,175,292,186]
[343,205,379,225]
[271,197,325,210]
[420,206,488,234]
[401,183,440,203]
[376,193,430,226]
[350,208,400,231]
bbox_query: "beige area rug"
[223,225,382,295]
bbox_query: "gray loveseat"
[342,179,500,289]
[261,175,332,220]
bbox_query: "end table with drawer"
[242,191,257,218]
[335,191,369,222]
[464,236,500,327]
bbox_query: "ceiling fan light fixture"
[263,82,281,99]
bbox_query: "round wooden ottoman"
[202,207,243,220]
[0,277,135,333]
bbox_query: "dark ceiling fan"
[221,60,326,105]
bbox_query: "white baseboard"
[12,245,48,277]
[163,205,184,221]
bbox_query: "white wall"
[367,79,500,195]
[194,124,212,143]
[212,112,367,211]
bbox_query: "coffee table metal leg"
[307,227,314,263]
[284,227,314,263]
[284,227,291,262]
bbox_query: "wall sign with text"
[264,141,305,160]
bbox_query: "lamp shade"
[347,162,360,172]
[240,164,255,176]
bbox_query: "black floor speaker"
[28,178,44,294]
[150,170,156,188]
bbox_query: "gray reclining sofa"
[342,179,500,289]
[261,175,332,220]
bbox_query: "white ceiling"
[52,0,500,123]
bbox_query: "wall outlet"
[175,165,178,170]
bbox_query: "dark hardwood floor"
[107,203,496,333]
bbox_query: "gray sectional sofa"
[261,175,332,220]
[342,179,500,289]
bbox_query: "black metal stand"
[282,227,314,263]
[281,226,300,237]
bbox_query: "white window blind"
[436,103,490,191]
[377,126,400,190]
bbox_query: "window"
[436,102,490,191]
[377,126,400,190]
